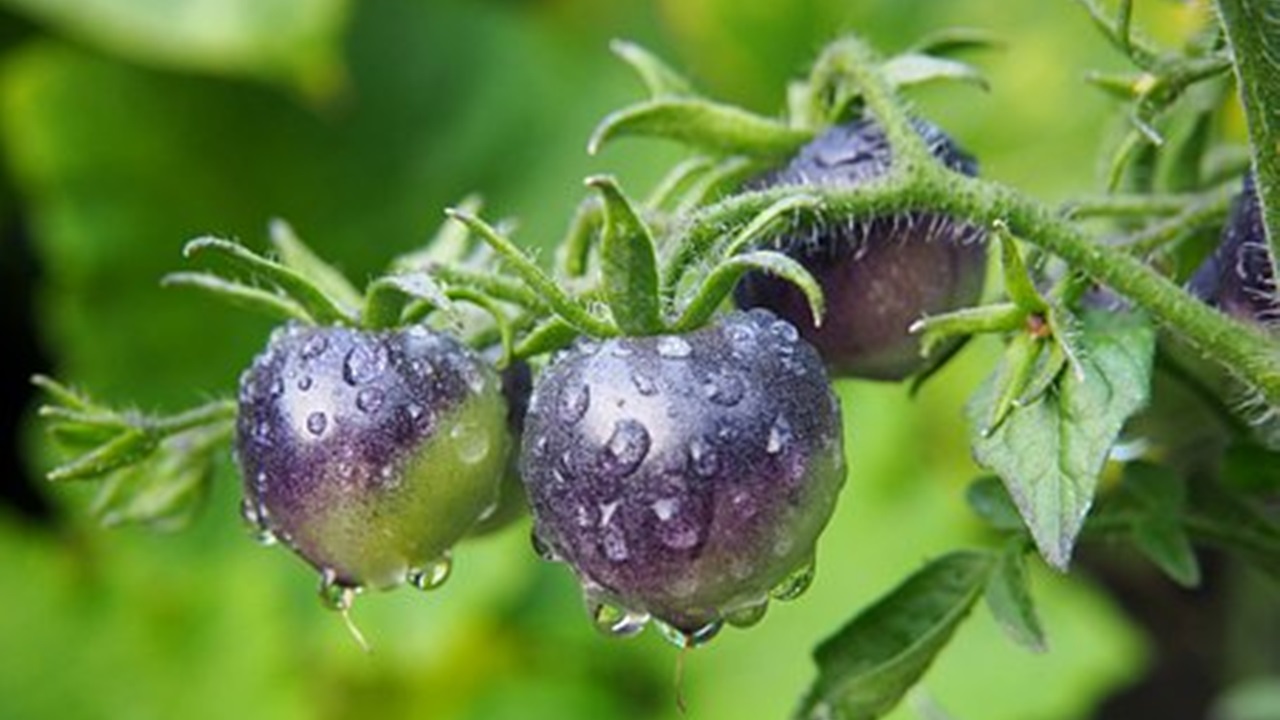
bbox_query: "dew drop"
[601,525,630,562]
[406,403,425,422]
[631,371,658,396]
[306,411,328,436]
[725,600,769,628]
[657,620,722,648]
[297,375,313,392]
[770,319,800,344]
[269,377,285,397]
[300,334,329,360]
[771,559,815,601]
[460,362,486,394]
[531,530,560,561]
[318,569,356,611]
[558,383,590,423]
[590,599,649,638]
[451,420,491,465]
[766,416,792,455]
[356,387,385,414]
[688,437,719,478]
[408,555,453,591]
[602,419,650,477]
[657,336,692,359]
[343,344,388,386]
[704,372,745,406]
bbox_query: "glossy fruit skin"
[521,310,846,634]
[236,323,510,590]
[1188,174,1279,329]
[734,117,987,381]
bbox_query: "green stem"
[673,170,1280,404]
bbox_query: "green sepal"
[673,250,824,333]
[720,194,822,258]
[909,303,1025,358]
[644,156,717,211]
[609,39,694,98]
[515,317,581,360]
[588,98,811,158]
[269,219,363,312]
[997,229,1048,313]
[445,209,615,337]
[983,333,1045,435]
[161,272,310,323]
[907,27,1005,57]
[879,53,989,92]
[586,176,665,335]
[181,236,354,325]
[361,272,454,330]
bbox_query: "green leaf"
[1184,480,1280,583]
[879,54,989,92]
[965,476,1026,532]
[609,39,694,98]
[967,309,1156,570]
[674,250,823,333]
[586,176,664,335]
[1216,0,1280,282]
[984,543,1047,653]
[269,219,363,313]
[588,98,812,158]
[91,423,230,531]
[0,0,349,94]
[798,552,994,720]
[1133,516,1201,587]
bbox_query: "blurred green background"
[0,1,1216,718]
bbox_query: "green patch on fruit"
[298,388,510,590]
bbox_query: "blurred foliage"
[5,0,1263,718]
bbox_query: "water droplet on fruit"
[766,416,792,455]
[657,620,722,648]
[770,319,799,344]
[688,437,719,478]
[657,336,692,359]
[355,387,385,413]
[589,598,649,638]
[318,569,356,611]
[531,530,559,561]
[558,383,590,423]
[301,334,329,360]
[406,403,425,422]
[460,363,486,394]
[602,419,650,477]
[725,599,769,628]
[771,559,815,601]
[601,525,630,562]
[269,377,285,397]
[297,375,313,391]
[306,411,328,436]
[408,555,452,591]
[653,498,701,550]
[343,344,387,385]
[631,371,658,396]
[451,420,490,465]
[704,372,744,406]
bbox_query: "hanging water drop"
[771,559,815,601]
[409,555,453,591]
[318,569,356,611]
[725,600,769,628]
[590,599,650,638]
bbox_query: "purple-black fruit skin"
[1188,174,1279,329]
[521,310,846,633]
[236,323,510,589]
[734,117,988,381]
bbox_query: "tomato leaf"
[967,309,1156,570]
